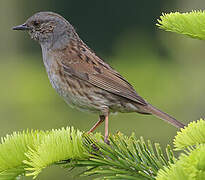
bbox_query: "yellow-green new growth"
[157,144,205,180]
[0,127,89,180]
[157,11,205,40]
[0,130,46,180]
[1,119,205,180]
[24,127,88,178]
[174,119,205,150]
[157,119,205,180]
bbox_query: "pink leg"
[88,115,105,134]
[104,114,109,144]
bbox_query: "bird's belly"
[47,72,108,113]
[47,70,139,114]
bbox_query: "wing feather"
[61,60,147,105]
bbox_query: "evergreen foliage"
[157,119,205,180]
[24,127,88,178]
[72,133,175,180]
[0,119,205,179]
[0,130,46,179]
[157,11,205,40]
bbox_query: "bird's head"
[13,12,76,48]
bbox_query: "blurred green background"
[1,0,205,179]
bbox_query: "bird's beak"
[12,23,31,31]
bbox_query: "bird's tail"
[143,103,185,128]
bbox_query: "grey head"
[13,12,77,49]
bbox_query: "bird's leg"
[88,115,105,134]
[104,114,110,145]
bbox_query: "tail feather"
[143,103,185,129]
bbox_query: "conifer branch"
[0,130,46,179]
[1,120,205,180]
[157,11,205,40]
[156,119,205,180]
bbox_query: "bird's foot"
[104,136,110,145]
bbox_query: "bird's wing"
[60,53,147,105]
[59,40,147,105]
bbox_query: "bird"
[13,11,185,143]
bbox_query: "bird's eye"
[33,20,40,27]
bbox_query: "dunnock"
[13,12,184,143]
